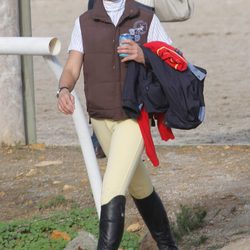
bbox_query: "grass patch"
[172,204,207,247]
[38,195,68,209]
[182,235,209,250]
[0,202,207,250]
[0,207,139,250]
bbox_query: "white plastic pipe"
[44,55,102,217]
[0,37,61,55]
[0,37,102,217]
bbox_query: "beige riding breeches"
[91,118,154,205]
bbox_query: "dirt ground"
[0,0,250,249]
[0,145,250,249]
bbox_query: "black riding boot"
[132,191,178,250]
[97,195,126,250]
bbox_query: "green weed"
[0,207,139,250]
[0,203,208,250]
[182,234,208,250]
[172,204,207,247]
[38,195,67,209]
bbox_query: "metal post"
[19,0,37,144]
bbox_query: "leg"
[97,195,126,250]
[128,160,154,199]
[132,190,178,250]
[99,119,144,205]
[91,118,144,249]
[128,160,178,249]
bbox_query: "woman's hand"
[57,88,75,115]
[117,39,145,64]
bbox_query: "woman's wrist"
[56,86,70,98]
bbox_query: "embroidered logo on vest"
[129,20,148,42]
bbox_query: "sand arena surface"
[0,1,250,249]
[30,0,250,146]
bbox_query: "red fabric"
[137,108,175,167]
[136,41,181,166]
[144,41,188,72]
[137,108,159,167]
[155,113,175,141]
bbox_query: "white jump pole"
[44,55,102,217]
[0,37,102,217]
[0,37,61,56]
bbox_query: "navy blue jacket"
[122,47,206,130]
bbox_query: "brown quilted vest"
[79,0,153,120]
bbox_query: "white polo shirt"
[68,0,172,53]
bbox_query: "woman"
[57,0,178,249]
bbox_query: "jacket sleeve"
[122,61,143,119]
